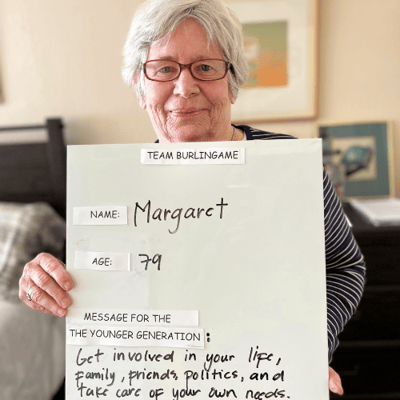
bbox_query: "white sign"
[74,251,130,271]
[67,309,199,326]
[140,148,246,165]
[73,206,128,225]
[67,325,204,349]
[66,140,328,400]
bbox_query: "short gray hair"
[122,0,248,99]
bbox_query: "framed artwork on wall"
[228,0,319,123]
[317,121,394,199]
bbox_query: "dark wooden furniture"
[330,203,400,399]
[0,118,66,218]
[0,118,66,400]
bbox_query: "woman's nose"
[173,67,200,98]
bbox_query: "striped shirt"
[238,125,366,363]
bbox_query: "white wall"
[0,0,399,195]
[255,0,400,197]
[0,0,154,144]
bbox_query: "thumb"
[329,366,344,395]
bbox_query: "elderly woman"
[19,0,365,395]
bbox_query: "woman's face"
[138,18,236,143]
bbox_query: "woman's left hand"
[329,366,344,395]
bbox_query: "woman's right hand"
[19,253,73,317]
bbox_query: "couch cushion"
[0,202,66,302]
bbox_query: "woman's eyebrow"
[148,56,216,62]
[148,56,176,61]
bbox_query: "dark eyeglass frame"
[143,59,231,82]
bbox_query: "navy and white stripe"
[238,125,366,363]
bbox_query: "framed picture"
[228,0,319,123]
[317,121,394,199]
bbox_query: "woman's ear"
[132,72,147,110]
[139,96,147,110]
[228,84,236,105]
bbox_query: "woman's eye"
[200,64,212,72]
[154,64,179,75]
[159,66,172,73]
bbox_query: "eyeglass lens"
[144,59,228,81]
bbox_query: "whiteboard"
[66,139,328,399]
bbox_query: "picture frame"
[228,0,319,123]
[316,121,394,199]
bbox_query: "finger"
[22,282,68,317]
[19,255,72,317]
[28,264,72,310]
[34,253,73,291]
[21,254,73,309]
[19,260,72,315]
[19,280,63,317]
[21,293,57,316]
[328,366,344,395]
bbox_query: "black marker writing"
[133,198,229,234]
[139,253,162,270]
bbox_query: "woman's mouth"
[170,108,205,117]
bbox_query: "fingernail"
[64,281,72,291]
[61,298,70,308]
[334,384,344,395]
[57,308,66,317]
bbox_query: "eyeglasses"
[143,59,231,82]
